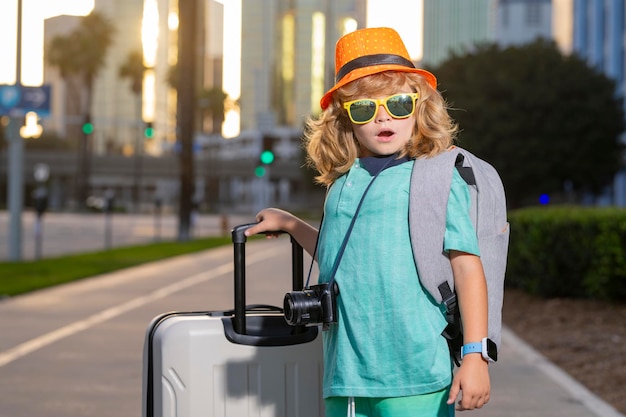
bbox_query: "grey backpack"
[409,147,509,364]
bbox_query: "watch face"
[485,338,498,362]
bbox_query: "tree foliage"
[431,39,625,207]
[47,11,115,125]
[119,50,145,96]
[198,87,228,133]
[47,12,115,93]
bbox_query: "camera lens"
[283,290,322,326]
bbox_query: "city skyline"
[0,0,423,88]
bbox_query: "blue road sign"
[0,84,51,117]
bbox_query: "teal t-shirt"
[318,157,479,399]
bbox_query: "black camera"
[283,282,339,330]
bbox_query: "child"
[245,27,490,417]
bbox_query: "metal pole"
[34,213,42,260]
[104,211,112,250]
[176,0,198,241]
[7,121,23,261]
[154,198,162,242]
[7,0,23,261]
[104,190,114,250]
[133,127,142,212]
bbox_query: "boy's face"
[349,90,416,158]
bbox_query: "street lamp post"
[32,163,49,261]
[7,0,24,261]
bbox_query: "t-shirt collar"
[358,153,410,176]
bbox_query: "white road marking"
[0,247,281,368]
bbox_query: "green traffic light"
[82,123,94,135]
[144,127,154,138]
[260,150,275,165]
[254,166,266,177]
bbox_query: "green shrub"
[506,206,626,300]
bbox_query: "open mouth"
[377,129,395,139]
[377,130,394,138]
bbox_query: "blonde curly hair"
[304,71,458,186]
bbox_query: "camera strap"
[305,154,399,289]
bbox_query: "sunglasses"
[343,93,419,124]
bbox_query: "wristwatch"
[461,337,498,362]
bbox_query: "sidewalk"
[476,327,624,417]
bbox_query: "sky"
[0,0,422,87]
[367,0,423,60]
[0,0,94,86]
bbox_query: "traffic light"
[82,115,94,135]
[259,135,276,165]
[254,165,267,177]
[259,149,274,165]
[144,121,154,139]
[255,135,276,177]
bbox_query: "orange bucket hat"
[320,27,437,110]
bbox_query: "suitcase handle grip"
[231,223,304,335]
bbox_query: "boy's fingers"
[447,380,460,405]
[456,392,489,411]
[244,224,259,236]
[245,223,269,236]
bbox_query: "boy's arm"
[244,208,319,257]
[447,251,491,411]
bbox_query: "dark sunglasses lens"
[386,95,415,117]
[349,100,376,123]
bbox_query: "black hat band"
[335,53,416,83]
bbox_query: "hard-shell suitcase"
[142,224,324,417]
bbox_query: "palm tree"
[46,11,115,210]
[119,49,145,211]
[167,64,231,134]
[198,87,228,134]
[74,12,115,117]
[47,35,82,142]
[119,50,144,96]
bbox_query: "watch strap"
[461,342,482,358]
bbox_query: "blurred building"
[43,0,225,157]
[43,15,83,139]
[421,0,494,67]
[563,0,624,103]
[552,0,626,205]
[239,0,366,132]
[421,0,552,66]
[91,0,146,156]
[43,1,145,155]
[495,0,552,47]
[39,0,371,211]
[44,0,368,154]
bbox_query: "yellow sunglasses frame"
[343,93,419,124]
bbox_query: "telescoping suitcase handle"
[231,223,304,333]
[227,223,317,346]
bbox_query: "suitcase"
[142,224,324,417]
